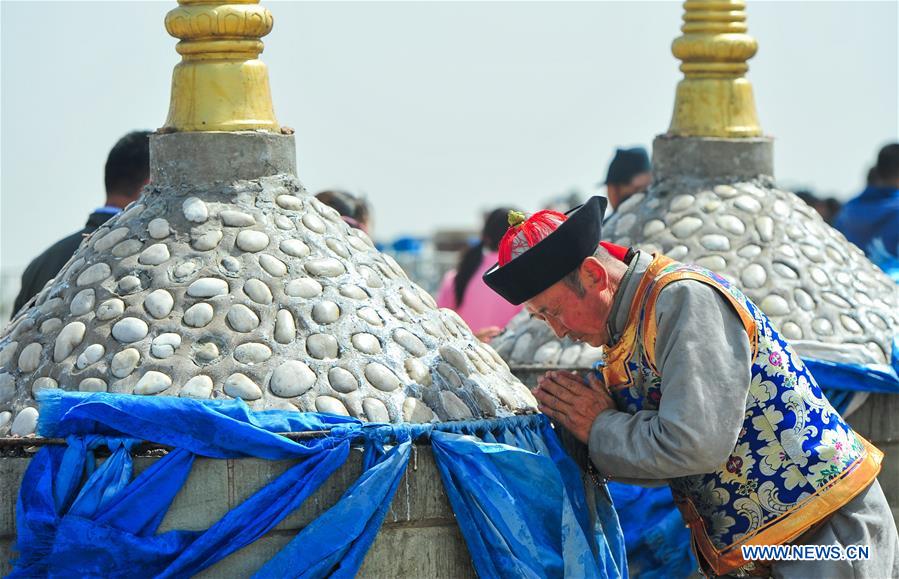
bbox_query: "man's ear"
[580,257,608,291]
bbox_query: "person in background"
[12,130,151,316]
[834,143,899,280]
[794,189,842,225]
[603,146,652,210]
[315,189,372,235]
[436,207,523,341]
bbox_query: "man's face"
[524,261,613,346]
[606,171,652,210]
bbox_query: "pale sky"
[1,1,897,272]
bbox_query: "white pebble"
[11,407,39,436]
[794,288,815,310]
[94,227,131,252]
[227,305,260,332]
[302,213,326,233]
[404,358,431,385]
[117,275,142,294]
[274,310,296,344]
[148,218,170,239]
[220,210,256,227]
[76,343,105,369]
[671,216,703,238]
[533,341,562,365]
[139,243,170,265]
[151,333,181,358]
[760,295,790,317]
[40,318,62,334]
[275,215,294,230]
[280,239,310,258]
[183,197,208,223]
[234,343,272,364]
[270,361,317,397]
[236,230,269,252]
[351,333,381,354]
[670,194,695,212]
[717,215,746,235]
[403,398,435,423]
[221,256,241,274]
[144,289,175,319]
[328,367,359,393]
[326,239,350,258]
[755,217,774,241]
[737,244,762,258]
[111,348,140,378]
[340,285,368,300]
[112,317,149,343]
[180,375,213,399]
[357,307,383,326]
[32,377,58,396]
[700,234,730,251]
[741,264,767,289]
[285,278,322,298]
[365,363,401,392]
[276,195,303,210]
[315,396,349,416]
[440,391,473,420]
[194,342,219,362]
[305,258,345,277]
[0,342,16,369]
[440,346,471,376]
[17,343,43,373]
[312,301,341,324]
[134,371,172,395]
[643,220,666,237]
[77,263,111,286]
[191,229,223,250]
[183,303,214,327]
[112,239,143,257]
[79,377,107,392]
[259,254,287,277]
[306,334,339,359]
[401,288,427,313]
[187,278,229,297]
[243,279,273,304]
[695,255,726,271]
[70,289,96,316]
[735,196,762,213]
[362,398,390,422]
[781,322,803,340]
[54,322,86,362]
[812,318,834,335]
[224,373,263,400]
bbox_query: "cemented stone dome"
[0,133,537,436]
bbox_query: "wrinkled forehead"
[524,280,570,315]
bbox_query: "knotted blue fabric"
[11,390,627,578]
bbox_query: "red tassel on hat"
[498,209,568,266]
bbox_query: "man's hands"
[474,326,502,342]
[534,370,616,444]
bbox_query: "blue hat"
[604,147,651,185]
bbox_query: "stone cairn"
[0,0,536,437]
[493,1,897,393]
[602,0,897,372]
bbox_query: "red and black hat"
[483,196,628,305]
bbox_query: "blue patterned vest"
[601,255,882,575]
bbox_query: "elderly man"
[483,197,898,578]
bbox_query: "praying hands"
[533,370,616,444]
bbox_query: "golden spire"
[668,0,762,138]
[163,0,279,132]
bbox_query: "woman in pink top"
[436,208,524,340]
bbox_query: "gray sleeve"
[588,279,752,481]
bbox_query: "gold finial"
[507,210,527,227]
[668,0,762,138]
[163,0,279,132]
